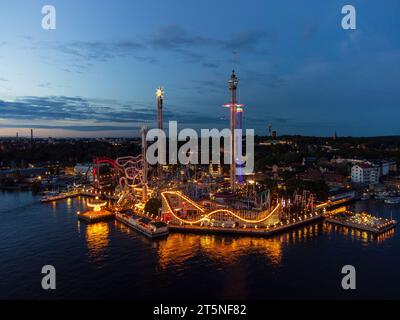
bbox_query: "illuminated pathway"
[161,191,324,235]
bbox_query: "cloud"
[192,80,225,89]
[0,96,94,121]
[55,40,148,62]
[0,95,224,131]
[148,25,270,66]
[202,62,219,69]
[190,79,225,94]
[45,25,271,70]
[289,58,333,82]
[150,25,218,50]
[151,26,270,53]
[303,22,318,40]
[37,82,51,88]
[148,25,217,66]
[0,123,137,132]
[0,77,8,82]
[42,40,157,73]
[222,30,271,53]
[0,96,157,123]
[241,70,287,88]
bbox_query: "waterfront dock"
[325,211,397,235]
[168,213,324,237]
[41,191,97,203]
[77,197,115,223]
[78,210,115,223]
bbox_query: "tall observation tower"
[223,70,242,192]
[156,87,165,131]
[236,98,244,183]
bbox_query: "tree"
[32,181,42,194]
[144,198,162,216]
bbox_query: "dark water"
[0,191,399,300]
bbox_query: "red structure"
[92,157,119,188]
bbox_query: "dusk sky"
[0,0,399,137]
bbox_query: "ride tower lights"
[156,87,164,131]
[156,87,165,179]
[236,92,244,184]
[141,125,148,203]
[224,70,241,193]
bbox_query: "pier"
[77,197,115,223]
[78,210,115,223]
[41,190,97,203]
[325,211,397,235]
[168,213,324,237]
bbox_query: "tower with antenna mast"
[223,69,242,193]
[222,52,246,192]
[236,88,245,183]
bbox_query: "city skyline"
[1,0,400,138]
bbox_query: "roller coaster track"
[93,157,120,181]
[92,155,147,207]
[161,191,282,225]
[116,155,145,188]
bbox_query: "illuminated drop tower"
[224,70,239,193]
[141,125,148,203]
[156,87,165,178]
[236,99,244,184]
[156,87,165,131]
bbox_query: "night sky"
[0,0,399,137]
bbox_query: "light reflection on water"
[146,223,324,270]
[1,191,399,299]
[325,203,396,246]
[323,222,395,246]
[154,233,284,268]
[66,197,72,209]
[51,201,57,214]
[85,222,110,263]
[112,211,395,270]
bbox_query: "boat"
[327,190,356,207]
[384,197,400,205]
[116,211,168,238]
[361,193,370,201]
[40,191,69,203]
[374,192,390,200]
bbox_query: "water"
[0,191,399,300]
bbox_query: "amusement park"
[41,70,396,239]
[3,0,400,305]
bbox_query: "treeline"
[1,141,141,166]
[254,135,400,170]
